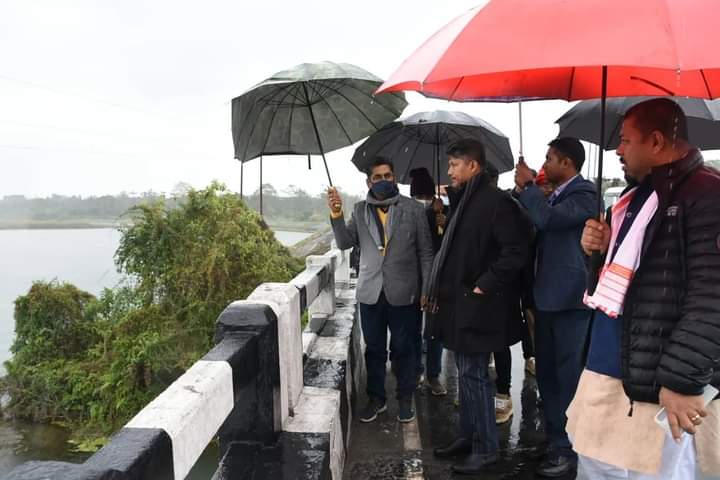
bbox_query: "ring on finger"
[690,414,702,424]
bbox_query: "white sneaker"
[495,394,513,424]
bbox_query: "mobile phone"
[654,385,719,435]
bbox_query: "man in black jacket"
[424,139,531,475]
[570,98,720,478]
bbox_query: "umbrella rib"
[287,83,299,152]
[567,67,576,100]
[315,80,382,132]
[701,70,714,99]
[308,80,355,146]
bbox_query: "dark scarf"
[364,190,400,252]
[425,173,485,310]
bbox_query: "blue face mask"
[370,180,399,199]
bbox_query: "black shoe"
[397,397,416,423]
[359,398,387,423]
[433,437,472,458]
[451,453,499,475]
[535,453,577,478]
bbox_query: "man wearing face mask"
[328,157,434,424]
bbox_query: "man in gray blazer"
[327,157,434,424]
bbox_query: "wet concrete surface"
[344,344,587,480]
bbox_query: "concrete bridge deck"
[344,345,581,480]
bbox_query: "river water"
[0,228,310,478]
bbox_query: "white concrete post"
[247,283,303,422]
[306,255,335,317]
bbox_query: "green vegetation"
[0,182,303,446]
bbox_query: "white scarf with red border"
[583,187,658,318]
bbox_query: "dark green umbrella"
[231,62,408,204]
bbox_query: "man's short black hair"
[624,98,689,143]
[366,156,395,177]
[446,138,487,166]
[548,137,585,172]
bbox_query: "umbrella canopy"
[351,110,513,185]
[232,61,408,185]
[378,0,720,101]
[557,97,720,150]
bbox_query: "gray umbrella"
[351,110,513,186]
[557,96,720,150]
[231,61,408,188]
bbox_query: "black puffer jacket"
[622,150,720,403]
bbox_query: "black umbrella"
[231,61,408,209]
[557,96,720,150]
[351,110,513,187]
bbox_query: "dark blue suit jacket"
[518,176,598,311]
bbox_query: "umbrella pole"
[240,160,244,199]
[260,155,264,218]
[588,66,608,296]
[302,82,334,186]
[436,123,441,195]
[518,101,524,160]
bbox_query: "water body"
[0,227,310,478]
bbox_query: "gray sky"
[0,0,630,198]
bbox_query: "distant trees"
[0,187,363,227]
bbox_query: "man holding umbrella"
[425,139,530,474]
[514,137,597,477]
[572,98,720,478]
[327,157,433,424]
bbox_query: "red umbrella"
[378,0,720,293]
[378,0,720,102]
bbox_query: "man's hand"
[514,157,535,189]
[327,187,343,215]
[659,387,707,440]
[581,216,611,256]
[472,287,485,295]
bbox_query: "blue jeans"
[414,309,443,378]
[535,309,592,457]
[359,292,417,401]
[456,352,499,456]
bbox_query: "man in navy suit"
[514,137,597,478]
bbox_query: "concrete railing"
[7,245,362,480]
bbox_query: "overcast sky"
[0,0,632,198]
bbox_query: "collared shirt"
[547,174,579,204]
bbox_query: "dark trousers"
[456,352,499,456]
[495,321,535,395]
[359,293,416,401]
[414,309,443,378]
[534,309,592,457]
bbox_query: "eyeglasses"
[370,172,395,182]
